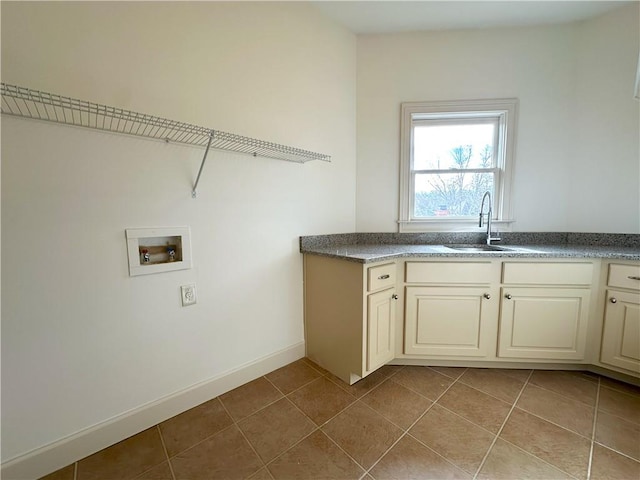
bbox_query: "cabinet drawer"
[368,263,396,292]
[608,264,640,291]
[502,262,593,285]
[405,261,492,284]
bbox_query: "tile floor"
[42,359,640,480]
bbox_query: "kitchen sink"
[444,244,509,252]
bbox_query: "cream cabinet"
[367,288,396,371]
[497,262,594,361]
[600,263,640,374]
[303,253,638,384]
[303,255,397,384]
[403,261,499,358]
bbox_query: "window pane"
[414,172,494,218]
[413,123,495,170]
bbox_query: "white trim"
[1,342,305,480]
[399,98,518,232]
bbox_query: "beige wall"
[1,1,356,463]
[355,4,640,233]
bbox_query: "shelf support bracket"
[192,130,214,198]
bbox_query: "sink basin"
[445,244,508,252]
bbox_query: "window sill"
[398,219,515,233]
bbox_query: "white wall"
[1,1,356,464]
[356,4,640,233]
[570,5,640,232]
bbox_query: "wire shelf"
[1,82,331,168]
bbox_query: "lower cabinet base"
[384,357,640,386]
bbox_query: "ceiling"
[311,1,636,34]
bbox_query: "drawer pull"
[610,297,617,304]
[628,276,640,281]
[378,274,390,280]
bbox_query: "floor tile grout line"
[472,368,534,480]
[319,422,374,476]
[528,376,599,408]
[598,382,640,399]
[160,410,305,474]
[155,425,177,480]
[352,371,407,404]
[512,404,596,442]
[272,366,367,429]
[247,379,369,477]
[73,462,78,480]
[262,372,364,429]
[216,394,270,476]
[595,409,640,427]
[430,402,504,438]
[160,408,252,468]
[384,369,458,404]
[425,366,468,381]
[455,378,525,406]
[263,370,326,399]
[222,376,288,422]
[363,369,465,477]
[492,437,582,480]
[592,441,640,463]
[595,407,640,427]
[123,427,175,480]
[295,394,357,429]
[403,430,488,477]
[270,385,394,475]
[322,368,397,399]
[586,376,602,480]
[261,427,320,471]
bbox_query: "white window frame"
[399,98,518,233]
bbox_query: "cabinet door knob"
[483,293,491,299]
[610,297,617,304]
[391,294,398,300]
[505,294,512,300]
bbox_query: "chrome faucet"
[479,191,501,245]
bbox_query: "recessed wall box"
[126,227,192,276]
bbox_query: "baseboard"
[1,341,305,480]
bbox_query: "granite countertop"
[300,233,640,264]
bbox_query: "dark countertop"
[299,233,640,264]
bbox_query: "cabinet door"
[367,288,396,372]
[601,290,640,374]
[404,286,497,357]
[498,287,590,360]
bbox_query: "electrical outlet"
[181,284,197,306]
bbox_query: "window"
[399,99,518,232]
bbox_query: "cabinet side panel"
[304,255,364,382]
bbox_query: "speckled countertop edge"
[300,233,640,264]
